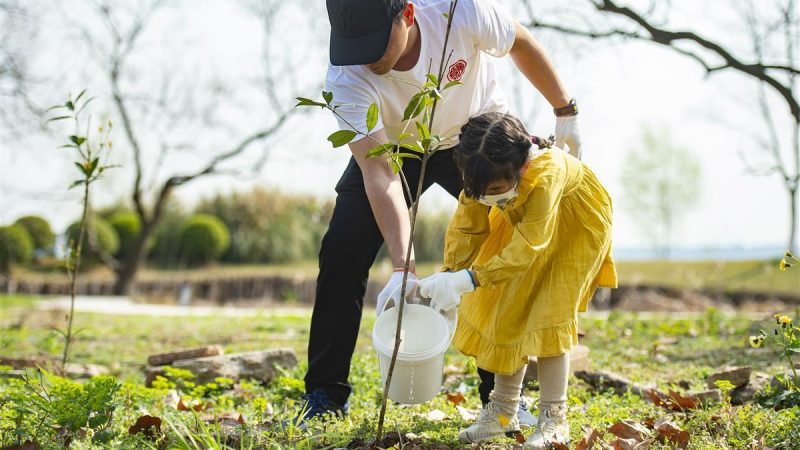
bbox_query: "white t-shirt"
[325,0,516,150]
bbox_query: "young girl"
[419,112,617,448]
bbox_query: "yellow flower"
[779,315,792,325]
[748,335,764,348]
[779,259,791,271]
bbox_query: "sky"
[1,0,798,255]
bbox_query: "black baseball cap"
[327,0,406,66]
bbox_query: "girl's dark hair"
[455,112,532,198]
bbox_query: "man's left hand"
[555,115,581,159]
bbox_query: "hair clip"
[531,135,555,149]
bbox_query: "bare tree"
[46,0,326,294]
[521,0,800,252]
[0,1,48,138]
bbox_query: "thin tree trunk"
[789,186,798,254]
[112,223,154,295]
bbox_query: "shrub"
[13,215,55,254]
[0,225,34,272]
[179,214,230,265]
[148,202,188,268]
[108,211,141,259]
[66,216,120,262]
[195,188,333,264]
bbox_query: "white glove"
[418,270,475,312]
[376,271,418,316]
[555,115,581,160]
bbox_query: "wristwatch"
[554,98,578,117]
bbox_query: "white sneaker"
[518,399,538,429]
[524,403,570,450]
[458,402,520,443]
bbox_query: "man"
[303,0,580,432]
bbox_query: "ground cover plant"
[1,296,798,449]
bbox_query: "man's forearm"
[509,22,571,109]
[364,174,416,273]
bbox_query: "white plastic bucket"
[373,300,455,404]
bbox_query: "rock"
[770,371,799,392]
[706,366,751,389]
[525,345,590,382]
[146,349,296,386]
[731,372,770,405]
[148,345,224,366]
[692,389,721,404]
[64,362,109,379]
[575,370,657,398]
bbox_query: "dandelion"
[749,335,765,348]
[778,315,792,325]
[779,259,791,271]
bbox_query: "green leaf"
[400,143,424,154]
[429,88,442,100]
[415,121,430,140]
[295,97,326,108]
[402,92,426,121]
[89,157,99,176]
[443,80,462,91]
[69,179,86,189]
[75,161,89,176]
[366,103,378,132]
[442,12,449,19]
[327,129,358,148]
[322,91,333,105]
[397,132,412,141]
[398,152,421,161]
[69,135,86,146]
[47,115,72,123]
[74,89,87,103]
[367,143,391,158]
[389,156,403,174]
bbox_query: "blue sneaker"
[291,390,349,430]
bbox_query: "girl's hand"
[419,270,476,312]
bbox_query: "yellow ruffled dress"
[444,147,617,375]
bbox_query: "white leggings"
[490,352,570,415]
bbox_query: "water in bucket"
[372,291,455,404]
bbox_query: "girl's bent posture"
[419,112,617,448]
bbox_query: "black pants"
[304,148,499,406]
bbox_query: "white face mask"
[477,184,518,208]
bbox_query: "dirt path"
[36,296,311,317]
[34,295,773,320]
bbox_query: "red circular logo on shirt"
[447,59,467,81]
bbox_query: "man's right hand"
[376,271,418,316]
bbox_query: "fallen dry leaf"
[446,392,466,406]
[654,417,689,448]
[512,431,527,444]
[668,390,699,410]
[608,420,652,442]
[425,409,448,421]
[576,428,604,450]
[456,405,477,421]
[1,440,40,450]
[610,437,653,450]
[128,415,162,439]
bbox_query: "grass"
[1,295,799,448]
